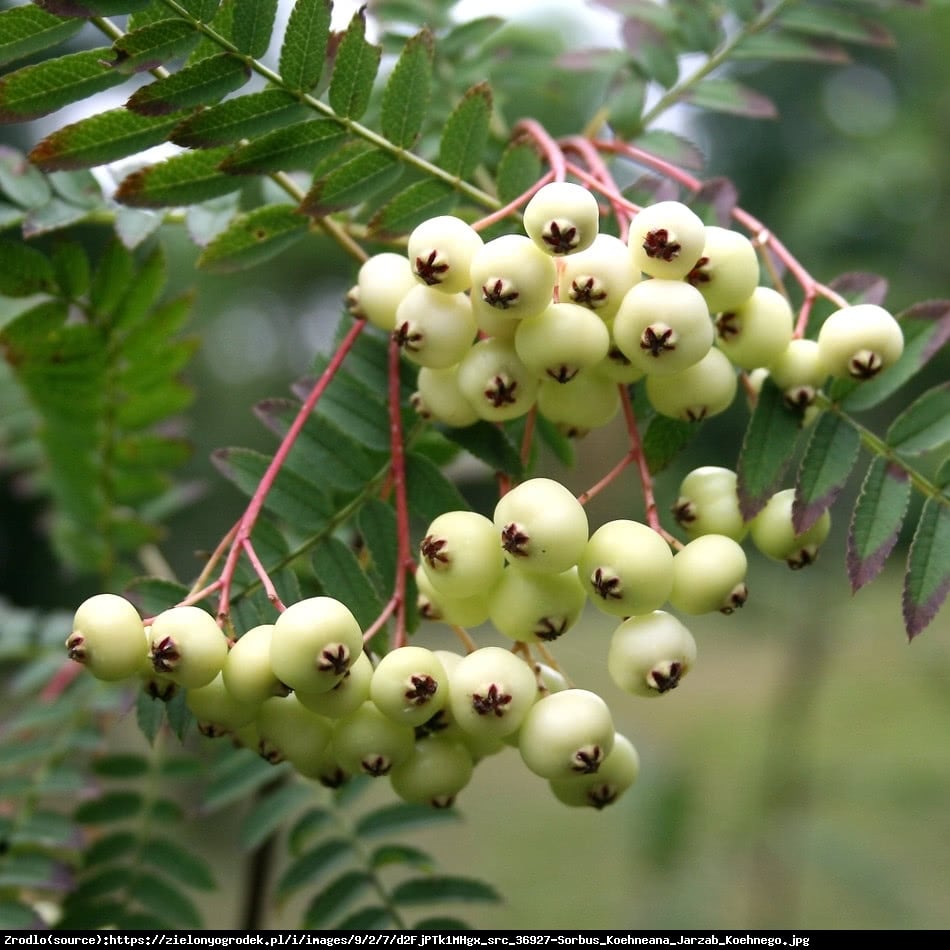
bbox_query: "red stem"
[216,318,368,621]
[514,118,567,181]
[387,333,412,649]
[473,170,555,232]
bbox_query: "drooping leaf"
[287,807,333,856]
[886,383,950,456]
[219,118,348,174]
[276,837,353,900]
[368,179,457,236]
[632,129,705,171]
[370,843,434,870]
[170,89,309,148]
[354,801,459,838]
[847,457,911,593]
[733,30,850,63]
[625,18,679,88]
[108,18,200,73]
[115,146,240,208]
[74,791,144,825]
[303,870,372,928]
[0,239,56,297]
[299,144,402,216]
[239,781,313,852]
[196,203,309,273]
[212,447,333,532]
[840,300,950,411]
[380,29,434,148]
[683,77,777,119]
[690,176,738,227]
[312,537,385,631]
[140,837,216,890]
[496,139,543,205]
[390,874,501,906]
[127,870,202,929]
[203,748,289,812]
[135,690,165,745]
[736,378,803,520]
[279,0,333,92]
[792,411,861,533]
[126,52,250,115]
[405,452,470,524]
[438,82,492,179]
[903,495,950,639]
[0,48,126,123]
[778,5,893,47]
[328,8,381,120]
[231,0,278,58]
[0,5,83,69]
[827,271,889,307]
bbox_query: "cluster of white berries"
[65,591,638,810]
[353,184,904,431]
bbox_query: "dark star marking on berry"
[608,345,631,367]
[543,221,579,254]
[150,635,180,673]
[686,255,711,285]
[362,755,392,777]
[484,375,519,407]
[405,673,438,706]
[716,311,740,340]
[591,568,623,600]
[482,280,519,309]
[471,683,512,717]
[319,768,348,789]
[588,784,618,810]
[642,227,681,262]
[849,353,883,380]
[546,364,578,384]
[534,616,568,642]
[641,325,676,357]
[500,522,530,557]
[571,277,608,308]
[317,644,350,676]
[415,709,450,739]
[393,321,423,352]
[651,661,683,694]
[415,250,450,285]
[720,584,748,615]
[572,746,604,774]
[420,534,449,568]
[672,500,696,525]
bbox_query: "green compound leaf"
[92,754,148,778]
[371,843,435,870]
[438,82,492,179]
[354,801,460,838]
[381,28,434,148]
[328,8,382,120]
[109,18,200,73]
[239,781,314,852]
[357,498,399,599]
[337,906,398,929]
[30,108,184,171]
[643,414,696,475]
[886,383,950,456]
[74,791,144,825]
[903,495,950,639]
[197,203,309,273]
[135,690,165,745]
[211,446,333,532]
[300,144,402,216]
[126,52,250,116]
[496,139,543,205]
[140,837,215,891]
[792,411,861,534]
[0,239,56,297]
[312,537,385,631]
[839,300,950,412]
[231,0,278,58]
[219,118,347,174]
[441,420,523,480]
[128,870,201,929]
[304,870,373,928]
[34,1,152,15]
[683,77,777,119]
[276,837,354,901]
[0,48,126,123]
[84,830,137,868]
[733,30,849,64]
[737,378,803,520]
[368,179,458,237]
[203,748,290,813]
[405,452,470,524]
[778,5,893,47]
[115,146,240,208]
[847,457,911,593]
[279,0,333,92]
[391,875,501,906]
[0,5,82,69]
[171,89,309,148]
[288,807,333,856]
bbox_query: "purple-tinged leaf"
[886,383,950,456]
[828,271,889,307]
[684,77,777,119]
[839,299,950,412]
[793,411,861,534]
[737,378,803,520]
[632,130,705,171]
[778,5,894,48]
[733,31,851,64]
[847,457,910,593]
[623,173,679,207]
[624,19,678,88]
[690,176,738,228]
[903,495,950,639]
[327,7,381,120]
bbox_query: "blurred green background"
[2,0,948,931]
